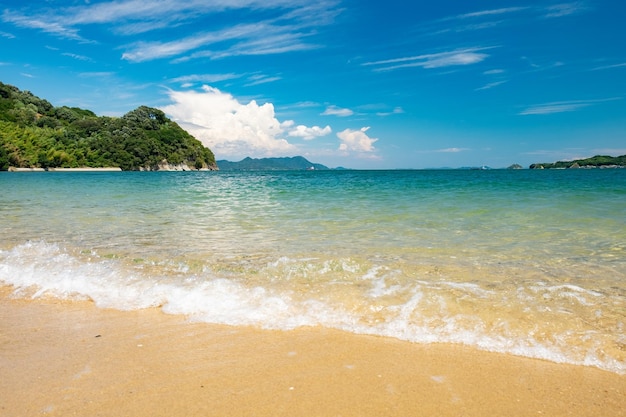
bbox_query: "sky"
[1,0,625,169]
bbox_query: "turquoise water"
[1,169,625,373]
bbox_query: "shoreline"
[1,289,624,417]
[7,167,122,172]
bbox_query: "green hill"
[217,156,329,171]
[0,82,217,171]
[529,155,626,169]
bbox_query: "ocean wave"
[1,240,624,375]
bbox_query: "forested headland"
[529,155,626,169]
[0,82,217,171]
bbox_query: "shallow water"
[1,169,625,373]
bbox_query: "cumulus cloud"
[160,85,336,158]
[287,124,332,140]
[337,127,378,152]
[161,85,296,158]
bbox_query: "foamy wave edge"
[1,241,624,375]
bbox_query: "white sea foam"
[1,241,624,375]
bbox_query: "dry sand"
[1,290,624,417]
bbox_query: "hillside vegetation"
[529,155,626,169]
[0,82,217,171]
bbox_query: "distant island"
[529,155,626,169]
[0,82,217,171]
[217,156,329,171]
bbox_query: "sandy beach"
[1,288,624,417]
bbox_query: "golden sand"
[1,290,624,417]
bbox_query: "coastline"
[7,167,122,172]
[1,288,624,417]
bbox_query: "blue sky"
[1,0,624,168]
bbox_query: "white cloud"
[2,10,87,42]
[337,127,378,152]
[161,85,296,158]
[591,62,626,71]
[543,2,588,18]
[78,72,115,78]
[287,124,332,140]
[322,105,354,117]
[519,98,621,115]
[455,7,528,19]
[376,106,404,116]
[483,69,505,75]
[171,73,241,84]
[3,1,340,61]
[244,74,282,86]
[435,147,470,153]
[122,20,325,62]
[62,52,93,62]
[519,102,589,115]
[475,80,507,91]
[364,47,494,71]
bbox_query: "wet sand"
[1,290,624,417]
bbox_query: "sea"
[1,169,624,374]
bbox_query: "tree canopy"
[529,155,626,169]
[0,82,217,171]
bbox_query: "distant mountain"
[217,156,329,171]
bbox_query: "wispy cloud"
[322,105,354,117]
[122,23,265,62]
[421,2,589,38]
[125,19,325,62]
[454,7,529,20]
[0,30,16,39]
[483,69,505,75]
[244,74,282,87]
[3,1,340,62]
[591,62,626,71]
[364,47,495,72]
[62,52,94,62]
[209,31,320,59]
[78,72,115,78]
[376,107,404,117]
[543,2,589,18]
[475,80,507,91]
[2,10,88,42]
[171,73,242,84]
[435,147,470,153]
[425,6,527,35]
[519,97,621,115]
